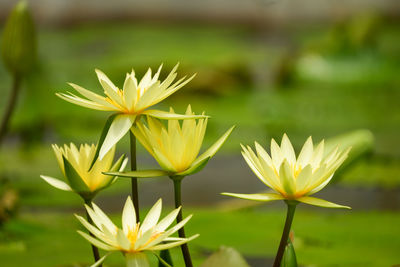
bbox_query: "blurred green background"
[0,0,399,266]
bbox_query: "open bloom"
[40,143,127,201]
[76,197,198,267]
[222,134,351,208]
[107,105,234,178]
[57,64,201,160]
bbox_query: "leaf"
[104,169,168,178]
[200,246,250,267]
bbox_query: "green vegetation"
[0,208,399,267]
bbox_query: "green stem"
[172,178,193,267]
[0,74,21,146]
[273,201,297,267]
[129,131,140,222]
[84,199,102,267]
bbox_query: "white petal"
[77,231,115,251]
[141,199,162,233]
[122,196,136,235]
[297,136,313,167]
[40,175,72,191]
[99,114,136,160]
[281,134,296,164]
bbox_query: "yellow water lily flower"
[222,134,351,208]
[75,196,198,267]
[40,143,127,200]
[107,105,234,178]
[57,64,201,160]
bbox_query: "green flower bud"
[281,238,297,267]
[1,1,37,75]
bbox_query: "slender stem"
[273,202,297,267]
[0,74,21,146]
[172,178,193,267]
[84,199,102,267]
[129,131,140,222]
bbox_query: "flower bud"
[1,1,37,75]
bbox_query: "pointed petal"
[148,234,199,251]
[123,73,138,110]
[40,175,72,191]
[116,229,131,250]
[155,207,181,232]
[99,114,136,160]
[56,93,112,111]
[295,165,312,192]
[191,126,235,167]
[177,157,210,177]
[311,140,325,167]
[142,109,207,120]
[279,159,296,195]
[141,199,162,233]
[77,231,115,251]
[297,136,313,167]
[104,170,168,178]
[91,202,118,234]
[75,215,107,243]
[221,192,284,202]
[122,196,136,235]
[95,69,124,107]
[89,253,111,267]
[62,155,91,193]
[271,139,284,169]
[281,134,296,164]
[297,196,351,209]
[68,83,115,109]
[134,228,154,250]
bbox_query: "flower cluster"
[40,64,353,267]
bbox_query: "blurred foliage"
[0,177,18,227]
[200,246,250,267]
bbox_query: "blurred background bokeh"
[0,0,399,266]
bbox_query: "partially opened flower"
[57,64,202,160]
[40,143,127,201]
[107,105,234,178]
[223,134,351,208]
[75,196,198,267]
